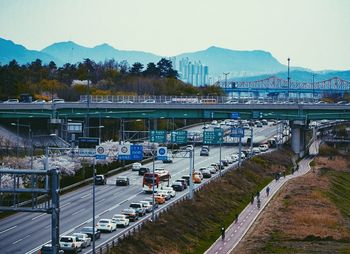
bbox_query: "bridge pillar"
[290,120,306,157]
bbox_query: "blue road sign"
[230,112,240,119]
[118,145,143,160]
[157,146,168,160]
[230,127,245,138]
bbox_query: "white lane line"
[80,193,91,199]
[12,234,31,245]
[72,209,85,216]
[95,198,106,205]
[31,213,46,221]
[60,202,71,208]
[0,225,17,235]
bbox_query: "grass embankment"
[234,144,350,254]
[108,148,293,254]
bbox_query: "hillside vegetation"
[234,145,350,254]
[108,148,293,254]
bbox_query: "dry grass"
[234,155,350,254]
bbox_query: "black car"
[80,227,101,240]
[95,175,106,185]
[201,169,212,178]
[181,175,191,186]
[138,167,150,176]
[175,179,188,189]
[162,156,173,163]
[116,176,130,186]
[220,160,228,167]
[39,244,64,254]
[171,182,184,191]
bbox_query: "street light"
[287,58,290,99]
[11,122,32,169]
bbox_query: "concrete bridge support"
[290,120,306,157]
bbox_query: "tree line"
[0,58,223,101]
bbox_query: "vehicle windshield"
[144,175,155,184]
[130,204,141,208]
[99,220,110,223]
[60,237,73,242]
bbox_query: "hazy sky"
[0,0,349,70]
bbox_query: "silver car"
[72,233,91,248]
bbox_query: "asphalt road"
[0,123,278,254]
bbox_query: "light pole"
[11,122,32,169]
[287,58,290,99]
[223,72,229,87]
[312,74,315,100]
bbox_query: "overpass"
[1,99,349,157]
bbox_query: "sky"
[0,0,349,71]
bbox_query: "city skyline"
[0,0,349,71]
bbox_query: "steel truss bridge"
[220,76,350,95]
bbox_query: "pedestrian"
[283,170,286,178]
[251,194,254,204]
[292,168,294,174]
[221,226,225,240]
[235,213,239,223]
[257,198,261,209]
[256,190,260,199]
[275,173,278,182]
[266,186,270,197]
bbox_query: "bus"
[142,169,171,193]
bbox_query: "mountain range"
[0,37,348,81]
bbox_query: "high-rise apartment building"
[174,57,209,86]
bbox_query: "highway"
[0,123,278,254]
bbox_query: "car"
[142,99,156,103]
[3,98,19,104]
[71,233,91,248]
[193,171,203,180]
[138,167,150,176]
[171,182,184,191]
[154,194,166,204]
[111,214,130,227]
[175,179,187,189]
[181,175,191,186]
[162,154,173,163]
[160,186,176,197]
[121,208,139,221]
[116,176,130,186]
[38,244,64,254]
[98,99,112,103]
[129,203,146,216]
[256,122,263,128]
[59,235,83,253]
[144,197,159,209]
[139,200,153,213]
[202,145,210,151]
[226,156,234,164]
[207,166,217,174]
[96,219,117,233]
[95,175,106,185]
[132,162,142,171]
[32,99,46,104]
[220,159,229,167]
[50,98,65,104]
[201,169,211,178]
[231,154,239,162]
[80,227,101,240]
[192,174,202,184]
[252,147,261,154]
[259,144,269,152]
[200,148,209,156]
[157,190,171,200]
[210,163,219,171]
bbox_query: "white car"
[230,154,239,162]
[225,156,234,164]
[49,98,65,103]
[252,147,261,154]
[160,186,176,198]
[71,233,91,248]
[96,219,117,232]
[111,214,130,227]
[59,235,83,253]
[142,99,156,103]
[259,144,269,152]
[32,99,47,104]
[3,99,19,104]
[207,166,217,174]
[132,162,142,171]
[139,200,153,213]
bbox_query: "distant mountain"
[0,37,62,65]
[41,41,162,66]
[231,70,350,82]
[175,46,286,78]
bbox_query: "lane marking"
[31,214,46,221]
[60,202,71,208]
[12,234,30,245]
[80,194,91,199]
[72,209,85,216]
[0,225,17,235]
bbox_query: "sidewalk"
[205,141,320,254]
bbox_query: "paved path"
[205,140,321,254]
